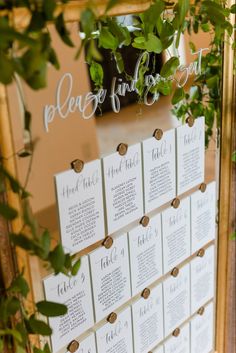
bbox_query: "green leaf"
[80,8,95,37]
[230,231,236,240]
[0,329,22,343]
[113,51,124,74]
[172,87,185,104]
[8,274,29,297]
[0,202,18,220]
[230,4,236,13]
[55,13,74,47]
[0,52,14,84]
[71,258,81,276]
[10,233,34,251]
[48,47,60,70]
[99,27,118,51]
[106,0,119,12]
[28,317,52,336]
[36,301,67,317]
[146,33,162,53]
[232,151,236,162]
[6,297,21,315]
[40,229,51,259]
[178,0,190,25]
[42,0,56,20]
[0,339,3,352]
[89,61,104,88]
[160,57,180,78]
[28,11,45,32]
[48,244,65,273]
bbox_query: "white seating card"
[54,160,105,254]
[67,333,97,353]
[43,256,94,353]
[190,245,215,314]
[142,129,176,213]
[131,284,164,353]
[152,346,164,353]
[103,143,143,234]
[89,233,131,322]
[191,302,214,353]
[164,323,190,353]
[128,214,163,296]
[191,181,216,253]
[163,264,190,335]
[162,197,191,273]
[176,117,205,195]
[96,307,134,353]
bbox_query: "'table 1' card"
[163,264,190,336]
[54,159,105,254]
[190,181,216,253]
[131,284,164,353]
[103,143,143,234]
[89,233,131,322]
[142,128,176,213]
[161,197,191,273]
[176,117,205,195]
[128,214,163,296]
[66,333,97,353]
[43,256,94,353]
[164,324,190,353]
[96,307,134,353]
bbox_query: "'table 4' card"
[96,307,134,353]
[103,143,143,234]
[164,323,190,353]
[176,117,205,195]
[54,159,105,254]
[43,256,94,353]
[142,129,176,213]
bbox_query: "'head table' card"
[190,245,215,314]
[43,256,94,353]
[96,307,134,353]
[176,116,205,195]
[131,284,164,353]
[102,143,143,234]
[164,323,190,353]
[66,333,97,353]
[128,214,163,296]
[191,181,216,253]
[54,160,105,254]
[89,233,131,322]
[191,302,214,353]
[162,197,191,273]
[163,264,190,336]
[142,129,176,213]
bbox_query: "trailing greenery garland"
[0,0,235,352]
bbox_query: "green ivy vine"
[0,0,235,352]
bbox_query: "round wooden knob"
[71,159,84,173]
[153,128,163,140]
[197,248,205,257]
[142,288,151,299]
[186,116,194,127]
[103,236,113,249]
[199,183,207,193]
[171,267,179,277]
[140,216,150,227]
[107,312,117,324]
[67,340,80,353]
[117,143,128,156]
[172,198,180,209]
[197,307,205,316]
[172,328,181,337]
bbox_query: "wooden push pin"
[172,198,180,209]
[102,236,113,249]
[171,267,179,277]
[67,340,80,353]
[142,288,151,299]
[153,128,163,140]
[107,312,117,324]
[117,143,128,156]
[71,159,84,173]
[186,116,194,127]
[199,183,207,193]
[197,248,205,258]
[172,328,181,337]
[140,216,150,227]
[197,306,205,316]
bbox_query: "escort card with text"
[162,197,191,273]
[103,143,143,234]
[191,302,214,353]
[131,284,164,353]
[55,160,105,254]
[96,307,134,353]
[128,214,163,296]
[43,256,94,353]
[191,181,216,253]
[153,346,164,353]
[89,233,131,322]
[190,245,215,314]
[176,117,205,195]
[67,333,97,353]
[163,264,190,335]
[164,324,190,353]
[142,129,176,213]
